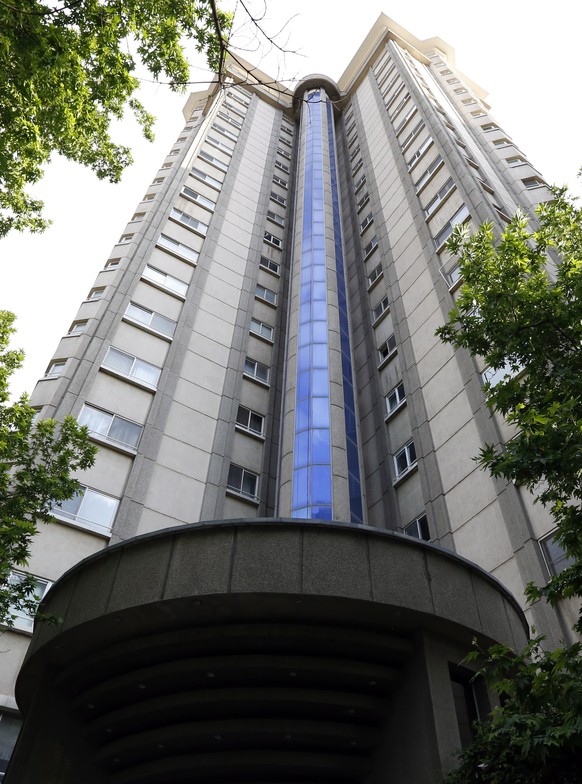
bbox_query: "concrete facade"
[0,12,572,781]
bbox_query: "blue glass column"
[292,90,333,520]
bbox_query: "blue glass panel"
[293,507,311,519]
[311,369,328,396]
[312,321,327,343]
[311,465,332,503]
[293,467,309,508]
[312,429,331,463]
[312,506,333,520]
[297,346,311,373]
[311,300,327,320]
[296,399,310,431]
[298,323,310,347]
[312,344,327,368]
[294,431,310,468]
[311,398,330,428]
[312,282,326,301]
[297,370,310,401]
[299,303,311,324]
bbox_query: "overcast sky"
[2,0,581,400]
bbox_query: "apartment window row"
[360,211,373,233]
[363,236,378,259]
[424,177,456,219]
[390,91,410,119]
[125,302,176,338]
[142,264,188,298]
[372,295,389,324]
[277,147,291,161]
[386,381,406,417]
[199,149,228,173]
[170,207,208,237]
[400,119,424,152]
[222,101,246,119]
[272,174,288,189]
[217,110,242,130]
[267,210,285,227]
[255,283,277,306]
[243,356,270,386]
[394,439,417,481]
[259,255,280,276]
[357,191,370,213]
[78,404,142,451]
[434,204,470,250]
[206,134,234,156]
[157,233,199,264]
[274,160,290,175]
[264,231,282,249]
[250,317,274,342]
[270,191,286,207]
[101,346,161,388]
[6,572,52,633]
[53,484,119,537]
[280,122,294,137]
[226,463,259,503]
[235,405,264,438]
[191,167,222,191]
[407,136,433,170]
[212,122,238,142]
[181,185,216,212]
[394,106,417,135]
[415,156,444,192]
[378,333,397,365]
[386,83,406,111]
[367,262,383,289]
[404,513,430,541]
[44,359,66,378]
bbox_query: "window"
[363,236,378,259]
[267,210,285,227]
[277,147,291,160]
[199,150,228,172]
[270,191,286,207]
[470,110,487,118]
[259,255,280,275]
[461,97,477,105]
[367,262,383,289]
[142,265,188,297]
[217,110,242,129]
[506,156,526,168]
[394,440,417,479]
[68,321,87,336]
[482,360,522,388]
[372,296,389,324]
[264,231,282,249]
[357,191,370,213]
[206,135,234,155]
[101,346,161,388]
[156,234,199,264]
[170,207,208,236]
[223,101,246,119]
[152,177,164,184]
[386,381,406,415]
[161,162,173,170]
[78,404,143,450]
[104,258,121,269]
[250,318,274,342]
[415,156,443,192]
[227,464,259,502]
[180,186,215,211]
[404,514,430,541]
[243,356,270,385]
[350,145,360,161]
[177,136,187,142]
[124,303,176,338]
[424,177,455,218]
[540,531,574,576]
[118,234,134,244]
[447,77,460,84]
[352,159,363,177]
[255,283,277,306]
[52,485,119,536]
[453,87,468,95]
[131,212,145,222]
[212,122,238,142]
[434,204,470,249]
[354,175,366,193]
[6,573,51,633]
[278,135,292,147]
[45,360,66,378]
[522,177,546,190]
[407,136,433,169]
[481,123,498,132]
[360,212,374,233]
[87,287,105,301]
[190,167,222,190]
[493,138,512,148]
[169,149,180,156]
[235,405,265,437]
[280,123,294,137]
[274,161,290,175]
[400,119,424,152]
[395,106,417,134]
[272,174,288,189]
[378,334,397,364]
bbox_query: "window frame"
[226,463,259,503]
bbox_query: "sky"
[1,0,581,400]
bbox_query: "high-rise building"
[2,13,573,783]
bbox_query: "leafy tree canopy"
[437,188,582,626]
[0,310,96,626]
[0,0,232,237]
[437,189,582,782]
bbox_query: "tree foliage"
[437,189,582,623]
[0,310,96,626]
[0,0,232,237]
[437,189,582,782]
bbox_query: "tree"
[0,0,233,237]
[437,188,582,782]
[0,310,96,627]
